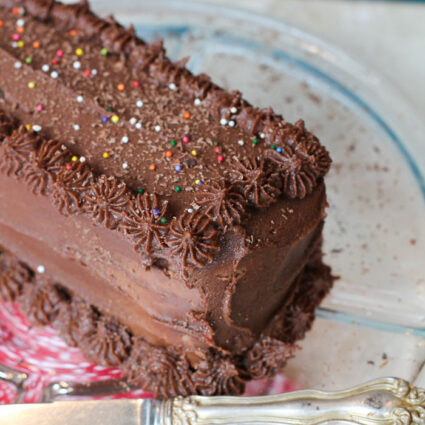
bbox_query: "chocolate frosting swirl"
[0,126,39,177]
[23,140,68,195]
[84,175,130,230]
[244,337,294,380]
[125,338,196,398]
[168,210,220,275]
[121,193,168,256]
[20,280,68,326]
[231,156,281,207]
[192,354,245,396]
[195,179,247,228]
[79,315,132,367]
[49,162,91,215]
[0,250,32,302]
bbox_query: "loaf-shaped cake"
[0,0,333,397]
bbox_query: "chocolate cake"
[0,0,334,397]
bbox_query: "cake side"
[0,109,328,353]
[0,241,333,397]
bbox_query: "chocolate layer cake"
[0,0,333,397]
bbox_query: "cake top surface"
[0,0,331,275]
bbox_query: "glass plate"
[2,0,425,400]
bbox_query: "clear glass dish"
[1,0,425,400]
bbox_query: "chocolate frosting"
[191,354,245,396]
[84,175,130,230]
[0,0,335,397]
[0,250,32,302]
[79,315,132,367]
[0,244,333,397]
[125,338,196,398]
[0,0,331,278]
[168,210,220,274]
[195,179,247,228]
[244,337,295,380]
[121,192,168,256]
[20,279,68,325]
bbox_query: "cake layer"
[0,243,333,397]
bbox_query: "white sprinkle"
[32,125,42,132]
[11,42,18,48]
[121,136,129,144]
[220,118,228,126]
[188,208,194,213]
[36,265,45,274]
[238,140,244,146]
[168,83,176,91]
[73,124,80,131]
[230,107,237,114]
[136,122,142,130]
[14,62,22,69]
[79,156,86,163]
[259,132,265,139]
[41,64,50,72]
[154,125,161,132]
[129,117,137,125]
[136,100,144,108]
[16,18,25,27]
[50,70,59,79]
[76,95,84,103]
[18,7,25,15]
[228,120,236,127]
[122,162,129,169]
[194,98,201,106]
[73,61,81,70]
[91,69,98,76]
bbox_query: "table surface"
[193,0,425,120]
